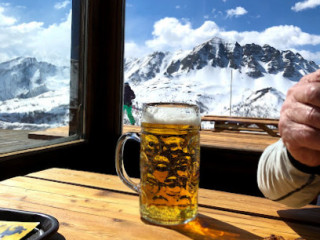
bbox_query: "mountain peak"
[0,57,39,70]
[125,37,319,82]
[0,57,68,101]
[207,37,225,45]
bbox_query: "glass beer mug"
[115,103,201,225]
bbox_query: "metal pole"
[229,69,232,116]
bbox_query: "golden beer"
[140,122,200,225]
[116,103,200,225]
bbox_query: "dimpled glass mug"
[115,102,201,225]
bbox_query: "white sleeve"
[257,139,320,208]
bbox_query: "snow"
[0,87,69,130]
[0,57,70,130]
[128,65,293,120]
[1,37,319,130]
[123,37,320,125]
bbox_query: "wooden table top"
[201,116,279,137]
[0,168,319,239]
[201,116,279,126]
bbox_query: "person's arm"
[257,69,320,207]
[257,139,320,207]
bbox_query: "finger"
[290,81,320,108]
[283,101,320,130]
[280,117,320,152]
[299,69,320,84]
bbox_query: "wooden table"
[0,168,319,239]
[201,116,279,137]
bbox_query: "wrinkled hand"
[279,69,320,167]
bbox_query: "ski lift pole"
[229,69,233,116]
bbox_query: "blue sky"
[0,0,319,65]
[125,0,320,64]
[0,0,70,27]
[0,0,71,65]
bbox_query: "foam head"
[142,103,200,126]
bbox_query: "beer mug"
[115,103,201,225]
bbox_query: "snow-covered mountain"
[0,57,70,130]
[1,37,319,129]
[0,57,69,100]
[124,37,319,123]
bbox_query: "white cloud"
[218,25,320,64]
[145,17,220,52]
[29,11,72,65]
[226,6,248,18]
[291,0,320,12]
[54,0,71,10]
[0,3,10,7]
[0,7,71,66]
[211,8,223,19]
[125,41,150,59]
[220,25,320,50]
[0,6,17,26]
[127,17,320,64]
[296,49,320,64]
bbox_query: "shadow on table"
[277,207,320,240]
[167,214,260,240]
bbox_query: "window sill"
[0,138,86,162]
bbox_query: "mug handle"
[115,132,141,193]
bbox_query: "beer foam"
[142,104,200,125]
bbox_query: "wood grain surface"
[0,168,318,240]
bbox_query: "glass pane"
[123,0,320,130]
[0,0,83,154]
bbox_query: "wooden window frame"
[0,0,125,179]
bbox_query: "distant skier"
[123,82,136,125]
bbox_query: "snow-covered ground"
[0,57,70,130]
[0,87,69,130]
[124,64,295,125]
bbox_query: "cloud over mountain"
[126,17,320,65]
[0,5,71,66]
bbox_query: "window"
[122,0,320,128]
[0,0,125,180]
[0,0,85,156]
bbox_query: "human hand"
[279,69,320,167]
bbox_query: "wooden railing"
[201,115,279,137]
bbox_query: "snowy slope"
[124,37,319,124]
[1,37,319,129]
[0,57,69,130]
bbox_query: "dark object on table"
[0,208,59,239]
